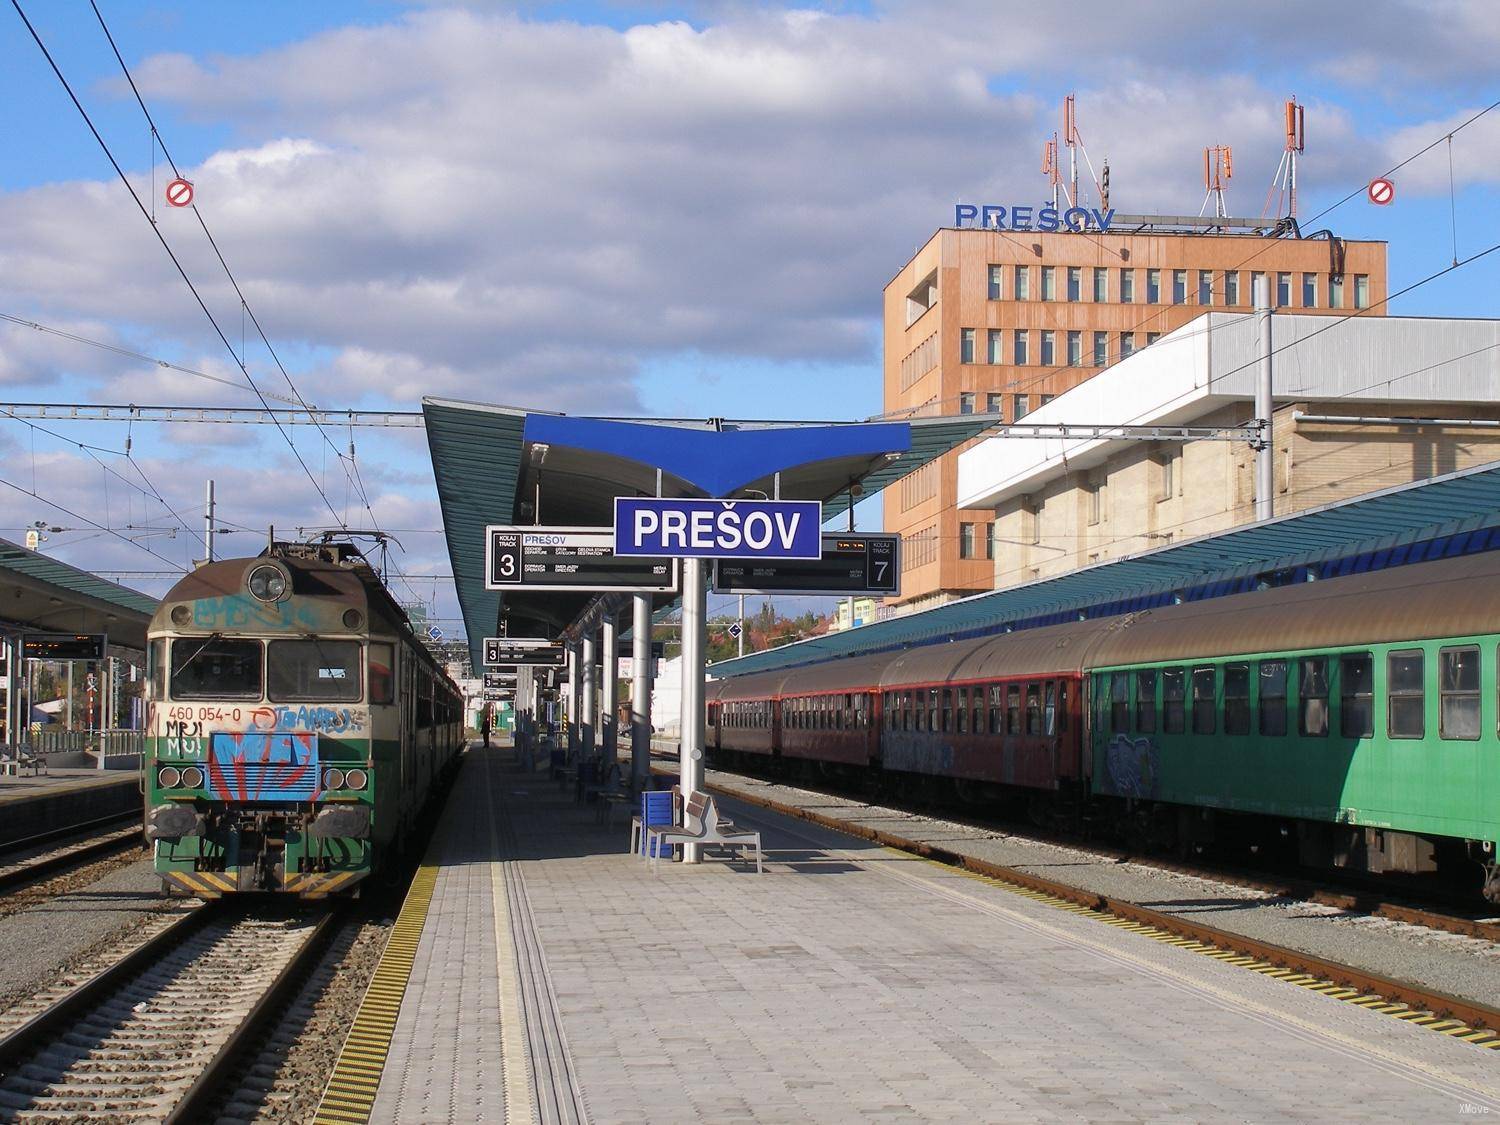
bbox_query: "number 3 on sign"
[490,533,521,584]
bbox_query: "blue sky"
[2,1,1498,635]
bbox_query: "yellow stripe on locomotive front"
[143,541,462,898]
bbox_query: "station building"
[883,219,1387,615]
[955,312,1500,590]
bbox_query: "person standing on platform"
[480,707,491,749]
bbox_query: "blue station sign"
[614,498,823,559]
[954,203,1115,232]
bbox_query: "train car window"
[1440,647,1479,740]
[1259,661,1288,736]
[1026,684,1042,734]
[269,639,363,703]
[1191,666,1216,734]
[148,639,165,702]
[1044,682,1057,735]
[369,643,395,704]
[929,688,940,732]
[1299,657,1330,737]
[1058,681,1069,731]
[973,691,985,735]
[1109,672,1130,732]
[1135,669,1157,733]
[171,638,262,700]
[941,688,953,733]
[1162,667,1186,734]
[1223,664,1251,735]
[987,685,1001,734]
[1387,651,1424,739]
[956,687,969,733]
[1339,654,1373,738]
[1006,685,1021,734]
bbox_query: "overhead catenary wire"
[0,471,186,572]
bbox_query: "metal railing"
[11,729,144,767]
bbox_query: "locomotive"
[708,550,1500,901]
[143,539,463,898]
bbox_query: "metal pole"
[204,479,215,563]
[601,612,619,762]
[581,632,597,758]
[737,594,744,658]
[4,637,16,750]
[631,593,652,794]
[1254,274,1275,522]
[566,642,581,759]
[678,556,706,863]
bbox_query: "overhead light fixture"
[529,442,550,468]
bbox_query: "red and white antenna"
[1041,135,1061,209]
[1055,93,1107,210]
[1201,145,1233,218]
[1263,96,1306,220]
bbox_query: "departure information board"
[712,534,900,597]
[486,526,677,593]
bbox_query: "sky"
[2,0,1498,639]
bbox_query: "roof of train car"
[1086,549,1500,668]
[877,617,1113,689]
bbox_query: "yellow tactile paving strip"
[311,863,440,1125]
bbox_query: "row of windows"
[899,461,939,510]
[719,700,772,728]
[883,680,1070,736]
[958,521,996,560]
[899,332,938,391]
[955,391,1054,420]
[960,328,1161,367]
[1105,645,1484,741]
[783,693,871,731]
[986,264,1372,310]
[903,526,938,571]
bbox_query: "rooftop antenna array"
[1041,135,1061,208]
[1048,93,1108,210]
[1263,96,1306,220]
[1201,144,1233,218]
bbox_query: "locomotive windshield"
[170,638,263,700]
[268,639,362,703]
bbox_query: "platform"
[322,747,1500,1123]
[0,767,141,846]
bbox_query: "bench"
[0,748,45,777]
[646,790,762,875]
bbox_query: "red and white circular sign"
[165,178,194,208]
[1367,177,1395,206]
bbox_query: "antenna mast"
[1263,96,1306,220]
[1201,145,1233,218]
[1062,94,1080,207]
[1041,135,1061,208]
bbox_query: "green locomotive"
[143,540,463,898]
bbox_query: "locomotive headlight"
[247,563,290,603]
[180,766,204,789]
[323,767,346,790]
[344,768,367,790]
[158,765,181,789]
[342,609,364,630]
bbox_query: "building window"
[959,392,975,414]
[1441,646,1480,739]
[1039,393,1053,406]
[899,332,939,391]
[1040,330,1056,365]
[905,269,938,326]
[1198,270,1213,305]
[987,264,1003,300]
[1301,272,1318,308]
[1067,267,1082,301]
[1146,269,1162,303]
[1092,330,1108,367]
[1155,450,1175,501]
[1329,275,1344,309]
[1014,265,1031,300]
[1093,267,1108,302]
[1354,274,1370,309]
[1087,477,1103,524]
[986,392,1002,414]
[1067,330,1082,366]
[1013,394,1031,419]
[1172,269,1188,304]
[1013,330,1029,365]
[1120,269,1135,303]
[959,522,976,559]
[1120,333,1135,358]
[1041,265,1056,301]
[1340,653,1373,738]
[1146,332,1161,346]
[1276,272,1292,307]
[1224,271,1240,306]
[1388,649,1424,739]
[985,522,996,560]
[960,328,975,363]
[987,328,1004,364]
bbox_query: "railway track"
[704,769,1500,1035]
[0,814,142,895]
[0,901,338,1122]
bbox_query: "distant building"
[955,313,1500,589]
[832,597,879,632]
[883,222,1387,615]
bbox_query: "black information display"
[483,671,518,689]
[712,534,901,597]
[482,639,567,668]
[23,632,106,661]
[486,526,676,593]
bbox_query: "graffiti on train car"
[164,718,206,759]
[1104,733,1160,799]
[881,736,954,775]
[250,705,369,734]
[191,595,325,631]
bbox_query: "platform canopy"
[423,398,998,668]
[0,537,157,651]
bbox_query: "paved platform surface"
[0,765,138,801]
[366,747,1500,1123]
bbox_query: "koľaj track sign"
[485,526,677,593]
